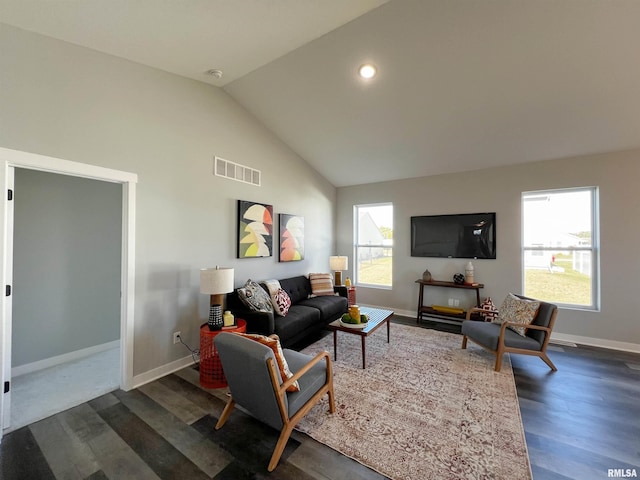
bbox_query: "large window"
[354,203,393,288]
[522,187,599,309]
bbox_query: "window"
[522,187,599,309]
[354,203,393,288]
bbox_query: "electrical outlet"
[173,331,181,344]
[448,298,454,307]
[454,299,460,307]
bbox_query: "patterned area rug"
[297,324,532,480]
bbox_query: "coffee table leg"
[333,330,338,361]
[387,319,390,343]
[361,336,366,369]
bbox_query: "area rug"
[296,324,532,480]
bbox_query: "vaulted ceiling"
[2,0,639,186]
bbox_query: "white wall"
[337,150,640,349]
[0,24,337,376]
[12,169,122,366]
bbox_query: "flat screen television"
[411,212,496,259]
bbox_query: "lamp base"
[334,271,343,286]
[208,304,223,331]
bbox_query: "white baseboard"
[550,333,640,354]
[131,355,195,390]
[12,340,120,377]
[366,305,640,353]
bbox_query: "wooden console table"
[415,279,484,323]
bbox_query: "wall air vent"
[214,156,261,186]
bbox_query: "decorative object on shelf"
[278,213,304,262]
[453,273,465,285]
[329,255,348,286]
[223,310,235,327]
[200,266,235,319]
[464,262,475,285]
[237,199,273,258]
[345,277,352,287]
[208,304,223,331]
[478,297,498,322]
[349,304,361,320]
[422,269,432,282]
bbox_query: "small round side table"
[199,319,246,388]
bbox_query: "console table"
[415,280,484,323]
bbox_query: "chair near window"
[461,294,558,372]
[213,332,336,471]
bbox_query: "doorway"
[0,147,137,439]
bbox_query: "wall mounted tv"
[410,212,496,259]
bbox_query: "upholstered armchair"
[461,294,558,372]
[214,332,335,471]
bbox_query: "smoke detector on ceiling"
[204,69,223,79]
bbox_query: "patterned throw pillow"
[309,273,335,296]
[478,296,499,322]
[494,293,540,336]
[238,333,300,392]
[237,279,273,313]
[263,279,292,316]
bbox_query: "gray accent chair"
[214,332,336,471]
[461,295,558,372]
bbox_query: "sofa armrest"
[334,286,348,298]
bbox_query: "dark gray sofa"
[226,275,348,348]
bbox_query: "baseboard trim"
[131,355,195,391]
[12,340,120,378]
[550,333,640,354]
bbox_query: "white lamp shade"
[329,256,348,271]
[200,267,234,295]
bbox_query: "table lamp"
[329,255,348,286]
[200,266,234,330]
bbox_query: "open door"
[0,147,137,440]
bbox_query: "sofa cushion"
[237,279,273,313]
[309,273,335,296]
[299,295,348,323]
[279,276,313,304]
[274,305,321,343]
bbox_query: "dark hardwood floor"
[2,317,638,479]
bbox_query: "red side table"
[199,319,246,388]
[347,286,357,306]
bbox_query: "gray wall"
[0,25,337,376]
[12,169,122,366]
[337,149,640,346]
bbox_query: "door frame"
[0,147,137,438]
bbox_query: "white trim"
[550,332,640,354]
[12,340,120,378]
[132,355,195,390]
[0,147,137,438]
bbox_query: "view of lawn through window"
[522,188,598,309]
[355,204,393,287]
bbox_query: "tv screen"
[411,213,496,259]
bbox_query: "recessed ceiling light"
[358,64,377,79]
[204,69,223,79]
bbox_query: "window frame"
[521,186,600,311]
[353,203,393,289]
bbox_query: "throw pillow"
[239,333,300,392]
[309,273,335,296]
[237,279,273,313]
[263,279,292,316]
[478,296,498,322]
[494,293,540,336]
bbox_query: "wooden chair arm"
[466,307,484,320]
[279,351,332,393]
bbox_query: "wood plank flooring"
[1,317,638,480]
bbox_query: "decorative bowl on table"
[339,313,369,329]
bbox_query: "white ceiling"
[2,0,640,187]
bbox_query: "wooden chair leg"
[494,351,503,372]
[461,336,468,349]
[215,397,236,429]
[327,383,336,413]
[268,423,294,472]
[539,353,558,371]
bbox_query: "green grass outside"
[358,256,392,286]
[525,256,591,306]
